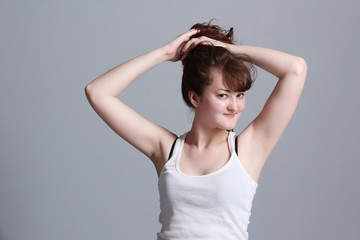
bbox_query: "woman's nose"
[227,97,237,112]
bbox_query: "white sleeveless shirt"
[157,131,258,240]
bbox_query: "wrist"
[159,45,172,62]
[228,44,243,55]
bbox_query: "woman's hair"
[181,20,256,108]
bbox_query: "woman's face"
[194,68,246,130]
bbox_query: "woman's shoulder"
[153,131,178,177]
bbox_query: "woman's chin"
[219,123,237,131]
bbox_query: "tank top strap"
[167,136,178,160]
[169,131,236,161]
[168,132,187,161]
[227,131,237,155]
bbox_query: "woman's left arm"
[229,45,307,161]
[181,38,307,162]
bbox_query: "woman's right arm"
[84,29,199,171]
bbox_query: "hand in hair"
[163,29,200,62]
[180,35,230,61]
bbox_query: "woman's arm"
[229,45,307,159]
[85,29,199,170]
[182,37,307,178]
[233,45,306,183]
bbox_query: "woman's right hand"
[163,29,200,62]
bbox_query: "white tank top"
[157,131,258,240]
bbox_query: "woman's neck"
[186,124,229,151]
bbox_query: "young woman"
[85,21,307,239]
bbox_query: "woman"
[85,21,307,239]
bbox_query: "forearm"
[85,46,168,97]
[228,44,306,78]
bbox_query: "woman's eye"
[237,93,245,98]
[218,94,227,98]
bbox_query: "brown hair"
[181,20,256,108]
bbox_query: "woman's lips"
[224,113,236,118]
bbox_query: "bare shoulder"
[236,125,264,183]
[153,131,178,178]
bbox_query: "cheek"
[204,98,224,113]
[213,100,228,113]
[238,99,246,112]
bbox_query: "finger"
[180,36,216,62]
[181,37,206,54]
[179,29,200,42]
[185,28,200,37]
[180,52,188,62]
[180,44,192,62]
[169,29,199,51]
[180,38,198,54]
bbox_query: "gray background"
[1,0,359,239]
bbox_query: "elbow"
[84,83,98,102]
[84,84,92,99]
[85,84,110,104]
[291,57,307,76]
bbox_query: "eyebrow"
[216,88,231,93]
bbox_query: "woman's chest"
[159,162,253,210]
[179,145,231,176]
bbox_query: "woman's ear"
[188,91,200,108]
